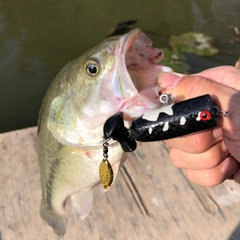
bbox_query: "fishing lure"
[130,94,217,142]
[104,94,220,147]
[99,93,230,189]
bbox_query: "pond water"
[0,0,240,132]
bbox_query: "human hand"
[157,66,240,187]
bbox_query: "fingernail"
[213,127,222,139]
[221,141,228,152]
[157,72,185,89]
[222,157,238,176]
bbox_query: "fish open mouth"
[117,29,172,117]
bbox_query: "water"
[0,0,240,132]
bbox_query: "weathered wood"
[1,127,240,240]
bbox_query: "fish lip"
[115,29,172,117]
[119,29,153,86]
[120,29,157,62]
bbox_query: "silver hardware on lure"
[155,85,174,104]
[213,106,233,117]
[159,93,174,104]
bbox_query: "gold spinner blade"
[99,158,114,190]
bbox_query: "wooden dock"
[1,127,240,240]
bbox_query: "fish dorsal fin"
[68,190,93,220]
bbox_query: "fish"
[35,28,172,237]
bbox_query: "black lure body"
[103,94,217,152]
[130,94,217,142]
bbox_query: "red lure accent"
[200,110,211,121]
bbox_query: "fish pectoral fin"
[68,190,93,220]
[47,94,80,145]
[40,199,67,237]
[49,145,85,159]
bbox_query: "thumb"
[157,72,236,108]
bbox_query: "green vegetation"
[161,32,219,73]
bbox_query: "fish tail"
[40,200,67,237]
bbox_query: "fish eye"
[85,60,100,76]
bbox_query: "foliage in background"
[106,22,219,74]
[161,32,219,73]
[160,48,189,73]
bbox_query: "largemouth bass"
[36,29,172,237]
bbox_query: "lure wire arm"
[213,106,232,117]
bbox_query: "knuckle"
[204,151,220,169]
[203,173,222,188]
[169,149,183,167]
[187,134,209,153]
[184,76,212,97]
[185,169,223,188]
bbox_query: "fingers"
[169,141,229,170]
[168,134,239,187]
[158,66,240,90]
[185,157,239,187]
[157,73,237,113]
[193,66,240,89]
[164,128,222,154]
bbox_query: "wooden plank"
[1,127,240,240]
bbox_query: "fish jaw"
[101,28,173,118]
